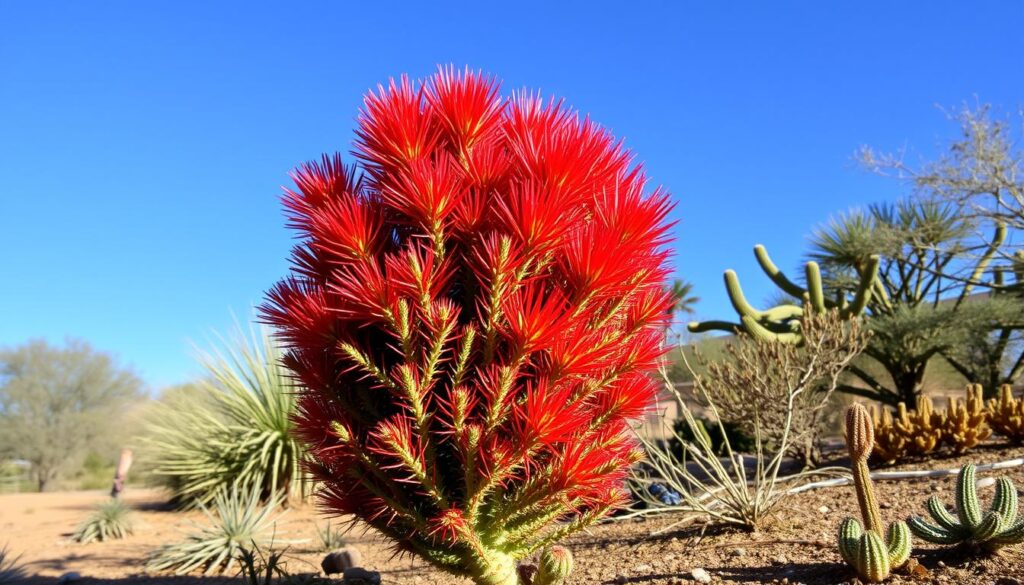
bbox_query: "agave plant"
[260,67,673,585]
[0,545,26,584]
[314,521,346,552]
[144,324,308,507]
[907,463,1024,551]
[72,498,134,543]
[147,488,286,575]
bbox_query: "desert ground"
[3,444,1024,585]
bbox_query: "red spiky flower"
[262,66,674,585]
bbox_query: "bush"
[142,325,308,507]
[72,498,134,543]
[260,68,673,585]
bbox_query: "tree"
[666,279,700,320]
[0,339,142,491]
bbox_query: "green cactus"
[837,405,912,582]
[688,244,879,344]
[907,463,1024,551]
[533,546,573,585]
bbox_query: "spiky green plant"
[0,545,26,584]
[837,405,912,582]
[314,521,347,552]
[72,498,134,543]
[533,546,573,585]
[143,324,308,507]
[146,488,286,575]
[907,463,1024,552]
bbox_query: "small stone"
[976,477,996,489]
[691,567,712,583]
[634,564,652,572]
[322,547,363,575]
[817,505,830,514]
[614,574,627,584]
[730,547,746,557]
[58,573,82,585]
[880,501,892,509]
[772,554,788,565]
[937,560,946,568]
[342,567,381,585]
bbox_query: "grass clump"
[0,546,26,584]
[314,521,346,552]
[72,498,134,543]
[146,488,286,575]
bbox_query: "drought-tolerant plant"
[907,463,1024,552]
[634,353,844,531]
[987,384,1024,443]
[941,384,991,453]
[314,521,346,552]
[693,308,868,467]
[837,405,912,583]
[894,397,943,456]
[260,68,673,585]
[868,405,907,464]
[143,325,308,507]
[72,498,134,543]
[0,545,25,584]
[147,488,286,575]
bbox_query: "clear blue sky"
[2,2,1022,391]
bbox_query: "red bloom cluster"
[262,67,674,578]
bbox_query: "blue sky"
[1,2,1022,390]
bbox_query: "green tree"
[666,279,700,320]
[0,339,142,491]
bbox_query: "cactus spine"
[987,384,1024,443]
[907,463,1024,551]
[837,405,912,582]
[688,245,879,344]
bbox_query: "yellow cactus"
[942,384,992,453]
[869,405,907,464]
[893,397,943,456]
[987,384,1024,444]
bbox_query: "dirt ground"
[3,443,1023,585]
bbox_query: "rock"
[994,578,1022,585]
[614,574,628,584]
[322,546,364,575]
[772,554,788,565]
[634,564,652,572]
[730,547,746,557]
[342,567,381,585]
[817,505,830,514]
[976,477,996,489]
[691,567,712,583]
[58,573,82,585]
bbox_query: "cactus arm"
[925,496,963,533]
[955,222,1006,308]
[991,519,1024,546]
[838,518,863,564]
[686,320,742,334]
[856,531,891,583]
[973,511,1006,542]
[805,262,827,312]
[956,464,983,529]
[752,244,808,299]
[843,255,880,317]
[533,546,573,585]
[886,521,912,569]
[992,477,1018,523]
[907,517,960,544]
[724,270,764,321]
[739,315,801,344]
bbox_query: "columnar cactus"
[987,384,1024,443]
[687,244,879,344]
[837,405,912,583]
[942,384,991,453]
[261,69,673,585]
[907,464,1024,551]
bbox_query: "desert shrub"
[633,354,847,532]
[669,416,755,457]
[143,325,308,507]
[146,488,285,575]
[0,546,25,584]
[259,68,673,585]
[72,498,134,543]
[695,309,869,467]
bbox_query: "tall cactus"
[907,464,1024,552]
[837,405,912,582]
[987,384,1024,443]
[688,244,879,344]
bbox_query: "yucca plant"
[72,498,134,543]
[147,488,287,575]
[144,324,308,507]
[907,463,1024,552]
[260,67,673,585]
[0,545,26,584]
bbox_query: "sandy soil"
[3,443,1024,584]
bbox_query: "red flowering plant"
[261,68,673,585]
